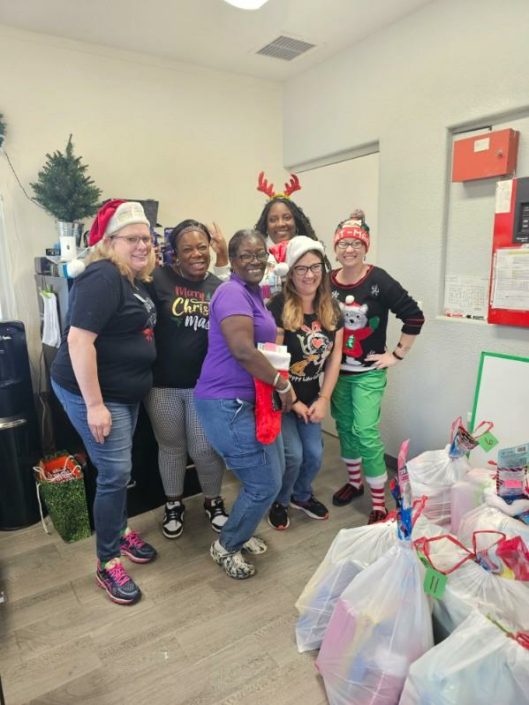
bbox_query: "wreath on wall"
[0,113,6,148]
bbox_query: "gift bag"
[254,342,291,444]
[415,532,529,643]
[35,451,91,542]
[399,610,529,705]
[316,541,433,705]
[450,467,496,533]
[296,513,442,653]
[407,419,490,527]
[457,503,529,547]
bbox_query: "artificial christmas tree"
[31,135,102,259]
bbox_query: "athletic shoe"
[204,496,229,533]
[267,502,290,530]
[290,495,329,520]
[120,530,158,564]
[210,539,256,580]
[332,482,365,506]
[96,558,141,605]
[162,501,185,539]
[367,508,389,525]
[241,535,268,554]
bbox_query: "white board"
[470,352,529,467]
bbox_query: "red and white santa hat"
[88,200,150,246]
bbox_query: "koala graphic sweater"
[330,266,424,373]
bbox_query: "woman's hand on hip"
[87,403,112,444]
[365,351,399,370]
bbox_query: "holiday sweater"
[330,266,424,373]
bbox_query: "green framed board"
[470,351,529,466]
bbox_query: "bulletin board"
[470,351,529,467]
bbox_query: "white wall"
[0,25,283,365]
[283,0,529,457]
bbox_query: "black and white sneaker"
[267,502,290,530]
[204,496,229,533]
[290,495,329,520]
[162,501,185,539]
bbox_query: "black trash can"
[0,415,41,529]
[0,321,41,530]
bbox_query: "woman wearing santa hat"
[330,210,425,524]
[266,235,344,531]
[51,200,158,606]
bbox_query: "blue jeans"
[276,412,324,506]
[195,398,284,552]
[51,380,139,563]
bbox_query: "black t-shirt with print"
[268,293,344,405]
[147,265,222,389]
[51,260,157,403]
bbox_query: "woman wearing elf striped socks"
[330,210,424,523]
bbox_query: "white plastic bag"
[316,541,433,705]
[450,467,496,533]
[407,446,470,527]
[399,610,529,705]
[457,504,529,547]
[295,516,442,653]
[295,519,398,653]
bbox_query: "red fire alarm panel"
[452,129,519,182]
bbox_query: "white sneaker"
[204,496,229,533]
[210,540,256,579]
[162,501,184,539]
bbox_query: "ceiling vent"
[256,35,315,62]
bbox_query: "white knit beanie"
[285,235,325,269]
[105,202,149,237]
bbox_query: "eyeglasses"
[336,240,364,250]
[237,251,268,264]
[111,235,153,246]
[293,263,323,275]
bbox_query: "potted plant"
[31,135,102,260]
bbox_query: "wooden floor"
[0,434,376,705]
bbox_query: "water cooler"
[0,321,41,529]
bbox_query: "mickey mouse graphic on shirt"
[341,295,379,368]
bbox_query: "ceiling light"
[223,0,270,9]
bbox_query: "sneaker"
[204,496,229,533]
[267,502,290,530]
[210,539,256,580]
[241,535,268,554]
[290,495,329,520]
[120,530,158,564]
[367,508,389,525]
[96,558,141,605]
[332,482,365,506]
[162,501,185,539]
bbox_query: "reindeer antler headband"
[257,171,302,200]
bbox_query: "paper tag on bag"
[478,431,499,452]
[423,567,447,599]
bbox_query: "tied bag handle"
[413,534,475,575]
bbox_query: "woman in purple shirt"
[195,229,295,580]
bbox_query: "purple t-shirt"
[195,273,277,402]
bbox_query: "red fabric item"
[254,370,288,444]
[269,240,289,264]
[88,199,126,246]
[333,224,370,251]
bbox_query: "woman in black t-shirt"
[267,236,344,531]
[51,200,158,606]
[145,220,230,541]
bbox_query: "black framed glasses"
[336,240,363,250]
[238,251,268,264]
[293,263,323,275]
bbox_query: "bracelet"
[276,380,292,395]
[318,393,330,401]
[272,371,281,387]
[392,350,404,361]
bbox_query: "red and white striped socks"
[369,485,386,512]
[343,457,363,488]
